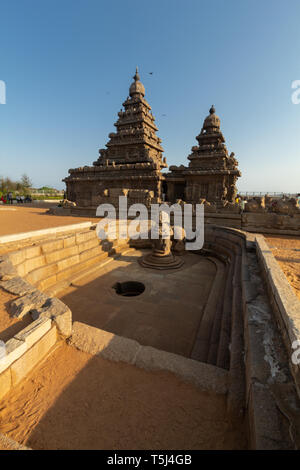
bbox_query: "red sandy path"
[0,206,99,237]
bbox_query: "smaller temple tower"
[166,106,241,206]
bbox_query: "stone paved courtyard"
[59,249,216,358]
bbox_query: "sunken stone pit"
[0,221,300,450]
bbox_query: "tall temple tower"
[166,106,241,206]
[64,68,167,209]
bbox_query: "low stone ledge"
[242,243,300,449]
[247,381,292,450]
[0,338,27,375]
[0,221,92,245]
[71,321,140,364]
[14,316,52,349]
[10,326,57,386]
[70,322,228,395]
[32,297,72,338]
[255,235,300,395]
[0,318,59,399]
[135,345,228,394]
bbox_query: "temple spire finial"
[209,105,215,115]
[134,66,140,81]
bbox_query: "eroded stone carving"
[166,106,241,207]
[64,68,167,209]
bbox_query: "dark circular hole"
[113,281,145,297]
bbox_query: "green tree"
[20,174,32,192]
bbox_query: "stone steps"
[4,225,130,293]
[44,244,132,297]
[190,257,226,364]
[206,261,229,365]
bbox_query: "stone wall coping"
[0,317,53,375]
[70,321,228,395]
[0,222,92,245]
[255,234,300,407]
[256,234,300,344]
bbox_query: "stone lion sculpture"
[221,201,240,213]
[61,199,76,208]
[244,197,265,213]
[198,199,217,213]
[273,197,300,215]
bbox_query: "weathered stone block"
[36,297,72,337]
[71,321,140,363]
[36,274,57,291]
[135,345,228,394]
[75,231,97,245]
[79,246,103,262]
[16,262,26,277]
[24,255,46,273]
[0,338,27,374]
[14,317,52,348]
[25,245,41,260]
[0,276,35,296]
[10,326,57,386]
[63,235,76,248]
[45,244,79,264]
[248,381,291,449]
[26,263,58,285]
[9,290,49,318]
[77,238,100,253]
[8,250,26,266]
[0,256,17,281]
[57,254,80,271]
[56,264,81,282]
[41,239,64,254]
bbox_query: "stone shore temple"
[64,71,241,210]
[64,68,167,209]
[165,105,241,206]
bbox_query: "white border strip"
[0,222,92,245]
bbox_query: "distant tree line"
[0,174,32,195]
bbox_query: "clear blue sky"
[1,0,300,192]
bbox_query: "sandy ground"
[0,206,99,237]
[0,342,247,450]
[265,235,300,300]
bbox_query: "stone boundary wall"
[204,226,300,449]
[56,206,300,235]
[0,221,93,245]
[0,325,58,402]
[256,235,300,397]
[204,212,300,235]
[71,321,228,396]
